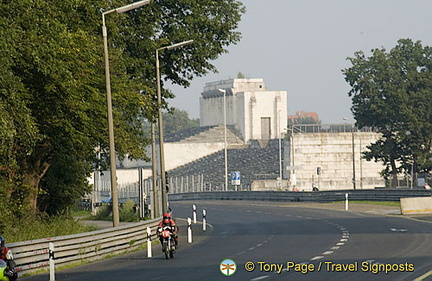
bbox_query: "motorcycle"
[160,226,176,259]
[0,260,10,281]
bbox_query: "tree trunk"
[20,142,52,215]
[21,172,43,215]
[390,159,398,187]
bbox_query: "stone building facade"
[199,78,288,142]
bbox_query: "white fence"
[88,174,206,204]
[8,218,159,277]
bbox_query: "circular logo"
[220,258,237,276]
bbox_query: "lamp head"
[116,0,150,13]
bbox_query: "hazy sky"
[167,0,432,124]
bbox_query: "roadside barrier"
[187,218,192,243]
[202,209,207,231]
[8,218,160,277]
[169,189,432,203]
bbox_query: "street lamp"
[218,89,228,191]
[343,118,356,190]
[102,0,151,227]
[156,40,194,214]
[351,125,356,190]
[278,110,282,184]
[151,122,158,218]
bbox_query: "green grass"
[5,215,97,243]
[73,209,93,217]
[328,200,400,207]
[348,200,401,207]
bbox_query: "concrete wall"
[287,131,385,191]
[164,142,225,171]
[400,197,432,214]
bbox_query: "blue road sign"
[231,171,241,185]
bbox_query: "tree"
[163,109,199,136]
[343,39,432,186]
[0,0,245,215]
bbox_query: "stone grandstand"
[163,125,282,190]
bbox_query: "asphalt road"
[22,200,432,281]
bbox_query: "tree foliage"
[163,109,199,136]
[0,0,245,216]
[343,39,432,185]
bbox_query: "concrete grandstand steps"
[168,139,282,189]
[181,125,246,148]
[164,126,216,143]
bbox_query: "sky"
[166,0,432,124]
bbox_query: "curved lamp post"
[102,0,151,227]
[156,40,194,214]
[218,89,228,191]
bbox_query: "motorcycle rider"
[157,213,178,250]
[0,236,17,281]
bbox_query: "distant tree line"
[143,109,200,136]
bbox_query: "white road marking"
[310,256,324,260]
[250,276,270,281]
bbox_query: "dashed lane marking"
[310,256,324,261]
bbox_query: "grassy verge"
[339,200,401,207]
[6,214,97,243]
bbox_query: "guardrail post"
[188,217,193,243]
[345,193,349,211]
[202,209,207,231]
[147,227,152,258]
[192,204,197,224]
[49,242,55,281]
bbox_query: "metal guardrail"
[169,189,432,202]
[8,218,160,277]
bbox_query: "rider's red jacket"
[0,247,11,261]
[158,219,178,234]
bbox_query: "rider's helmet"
[163,213,171,223]
[0,236,5,250]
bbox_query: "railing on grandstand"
[291,123,376,134]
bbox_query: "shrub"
[119,200,139,222]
